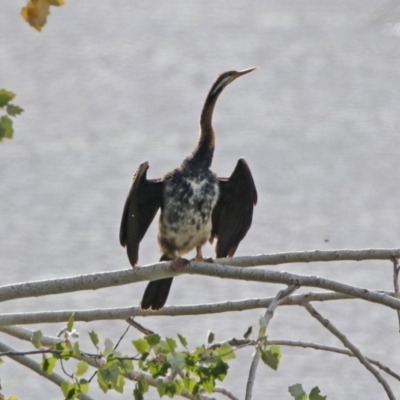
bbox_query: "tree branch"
[0,325,232,400]
[0,292,359,326]
[0,340,94,400]
[391,256,400,332]
[303,303,396,400]
[245,284,299,400]
[211,336,400,382]
[214,386,239,400]
[0,248,399,303]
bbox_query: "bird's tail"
[141,255,173,310]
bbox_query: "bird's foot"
[192,256,214,263]
[171,257,190,272]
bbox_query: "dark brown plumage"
[120,68,258,310]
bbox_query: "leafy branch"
[0,248,399,398]
[0,89,23,142]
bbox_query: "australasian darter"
[120,67,258,310]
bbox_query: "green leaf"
[260,345,281,371]
[145,333,161,346]
[78,379,89,394]
[167,351,186,371]
[177,333,188,347]
[147,358,169,378]
[214,343,236,361]
[104,338,114,356]
[0,89,15,108]
[114,373,125,394]
[73,341,81,357]
[121,357,134,372]
[52,341,73,359]
[193,345,207,359]
[207,331,215,344]
[0,115,14,140]
[75,360,88,376]
[309,386,327,400]
[259,316,267,337]
[183,377,197,394]
[156,380,176,398]
[166,337,177,352]
[97,362,121,393]
[202,377,215,393]
[134,387,144,400]
[165,381,178,398]
[31,330,43,349]
[97,371,110,393]
[209,359,229,381]
[156,379,166,396]
[288,383,307,400]
[67,315,74,333]
[133,338,150,354]
[61,381,78,400]
[99,362,120,385]
[88,331,99,347]
[134,379,149,400]
[243,326,252,339]
[41,356,57,374]
[61,381,72,398]
[138,378,149,393]
[174,379,184,396]
[6,104,23,117]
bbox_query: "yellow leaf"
[21,0,64,32]
[48,0,65,5]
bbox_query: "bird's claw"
[172,257,190,272]
[191,256,214,263]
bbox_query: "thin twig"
[5,327,398,387]
[245,284,299,400]
[126,317,155,335]
[214,386,239,400]
[0,340,94,400]
[211,336,400,382]
[303,303,396,400]
[0,325,232,400]
[391,256,400,331]
[88,321,131,383]
[115,324,131,348]
[0,349,60,357]
[267,339,400,382]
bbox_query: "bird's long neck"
[182,76,228,171]
[199,80,225,149]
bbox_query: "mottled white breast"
[158,173,219,258]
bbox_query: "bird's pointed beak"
[234,66,258,79]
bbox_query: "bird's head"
[209,67,258,97]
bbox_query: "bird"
[120,67,258,310]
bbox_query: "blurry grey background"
[1,0,400,398]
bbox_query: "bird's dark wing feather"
[120,161,163,266]
[211,158,257,258]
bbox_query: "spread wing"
[211,158,257,258]
[120,161,163,267]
